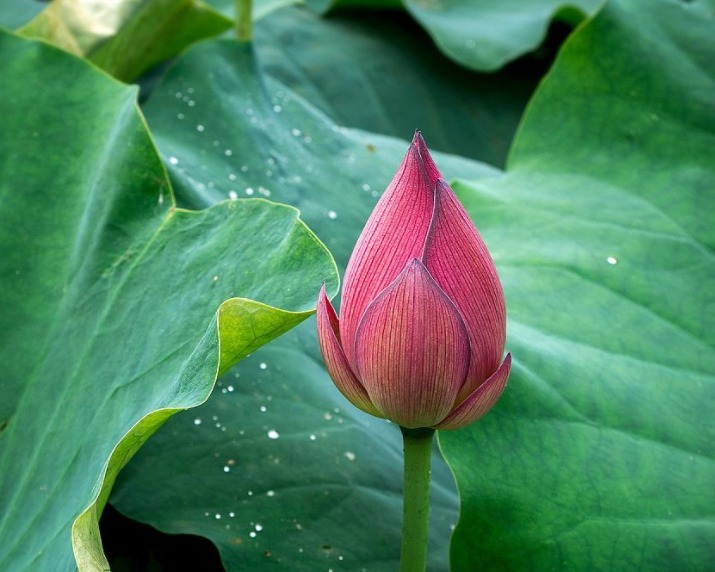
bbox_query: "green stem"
[234,0,252,42]
[400,426,435,572]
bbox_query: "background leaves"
[108,37,493,571]
[402,0,601,71]
[303,0,601,71]
[19,0,232,81]
[0,31,336,570]
[442,0,715,569]
[111,1,714,569]
[1,0,713,570]
[254,6,542,166]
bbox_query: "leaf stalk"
[235,0,252,42]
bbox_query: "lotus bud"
[317,132,510,430]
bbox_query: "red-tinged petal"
[423,179,507,402]
[413,131,442,183]
[354,259,470,429]
[340,141,436,368]
[434,353,511,431]
[316,286,382,417]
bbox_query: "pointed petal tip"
[411,130,441,182]
[434,353,511,431]
[339,137,438,364]
[316,283,331,317]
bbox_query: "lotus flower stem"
[316,131,511,569]
[235,0,252,42]
[400,426,435,572]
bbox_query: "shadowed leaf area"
[303,0,600,70]
[101,505,223,571]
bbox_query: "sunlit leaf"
[19,0,232,81]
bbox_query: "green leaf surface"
[113,325,460,571]
[255,6,541,167]
[305,0,600,70]
[0,31,337,571]
[440,0,715,569]
[109,38,497,571]
[0,0,46,29]
[19,0,232,81]
[403,0,601,71]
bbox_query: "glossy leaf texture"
[108,38,496,571]
[305,0,600,70]
[111,0,715,570]
[441,0,715,569]
[255,6,539,179]
[403,0,601,71]
[0,31,337,571]
[19,0,232,81]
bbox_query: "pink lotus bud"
[317,132,511,430]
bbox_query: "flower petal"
[434,353,511,431]
[422,179,507,402]
[354,259,470,429]
[316,286,381,417]
[413,130,442,182]
[340,138,436,368]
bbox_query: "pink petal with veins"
[423,179,507,402]
[316,286,381,417]
[354,259,470,429]
[340,135,436,369]
[413,130,442,182]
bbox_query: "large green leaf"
[109,38,497,571]
[305,0,600,71]
[112,325,460,571]
[0,31,337,571]
[441,0,715,569]
[255,6,541,167]
[19,0,232,81]
[403,0,601,71]
[106,1,713,570]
